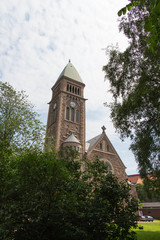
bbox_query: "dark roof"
[86,134,101,152]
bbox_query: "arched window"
[70,85,72,92]
[100,159,114,174]
[105,162,112,172]
[66,107,69,120]
[75,88,77,94]
[71,108,74,121]
[76,110,79,122]
[100,143,102,150]
[67,84,69,91]
[72,86,74,93]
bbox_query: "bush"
[0,149,138,240]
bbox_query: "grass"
[134,222,160,240]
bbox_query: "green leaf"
[122,7,127,15]
[127,5,132,11]
[118,9,123,16]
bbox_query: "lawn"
[134,222,160,240]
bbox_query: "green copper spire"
[57,60,83,83]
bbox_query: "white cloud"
[0,0,137,174]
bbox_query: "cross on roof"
[101,125,106,133]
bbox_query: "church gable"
[94,136,114,154]
[86,126,127,181]
[86,126,115,156]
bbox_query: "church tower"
[45,60,134,186]
[46,60,86,156]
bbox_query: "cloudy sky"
[0,0,139,174]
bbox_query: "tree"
[136,184,148,202]
[118,0,160,52]
[136,180,160,202]
[103,4,160,182]
[0,81,45,156]
[0,148,138,240]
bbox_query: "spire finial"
[69,59,71,63]
[101,125,106,133]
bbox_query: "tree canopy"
[0,148,138,240]
[118,0,160,52]
[0,81,45,156]
[103,2,160,183]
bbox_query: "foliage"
[136,180,160,203]
[103,3,160,184]
[118,0,160,52]
[0,149,138,240]
[142,172,160,201]
[136,184,148,202]
[0,81,45,156]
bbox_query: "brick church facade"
[46,60,128,182]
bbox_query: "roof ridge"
[87,133,101,143]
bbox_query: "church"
[46,60,127,182]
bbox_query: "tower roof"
[64,133,81,144]
[57,60,83,83]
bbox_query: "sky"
[0,0,139,175]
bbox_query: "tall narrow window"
[76,110,79,122]
[66,107,69,120]
[52,109,56,122]
[71,108,74,121]
[67,84,69,91]
[100,143,102,150]
[107,145,109,152]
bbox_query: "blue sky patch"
[25,12,30,21]
[87,109,105,121]
[48,42,56,51]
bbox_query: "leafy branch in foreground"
[0,81,45,156]
[118,0,160,52]
[0,149,138,240]
[104,3,160,186]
